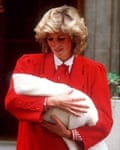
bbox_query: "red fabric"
[5,53,113,150]
[53,64,70,83]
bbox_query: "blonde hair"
[34,5,88,54]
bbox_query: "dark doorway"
[1,0,78,139]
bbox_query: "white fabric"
[13,73,108,150]
[54,54,74,72]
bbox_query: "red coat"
[5,53,113,150]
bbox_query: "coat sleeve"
[5,54,45,122]
[76,63,113,149]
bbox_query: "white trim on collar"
[54,55,74,72]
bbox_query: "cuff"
[71,129,83,141]
[44,97,49,111]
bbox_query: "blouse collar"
[54,54,74,71]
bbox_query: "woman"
[5,5,113,150]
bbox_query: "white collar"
[54,55,74,71]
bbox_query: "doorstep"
[0,140,16,150]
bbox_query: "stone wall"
[84,0,120,73]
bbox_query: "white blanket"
[13,73,108,150]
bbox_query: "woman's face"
[46,32,73,61]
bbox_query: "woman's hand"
[47,90,89,117]
[41,115,72,139]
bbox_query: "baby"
[13,73,108,150]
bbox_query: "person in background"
[5,5,113,150]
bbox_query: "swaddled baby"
[13,73,108,150]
